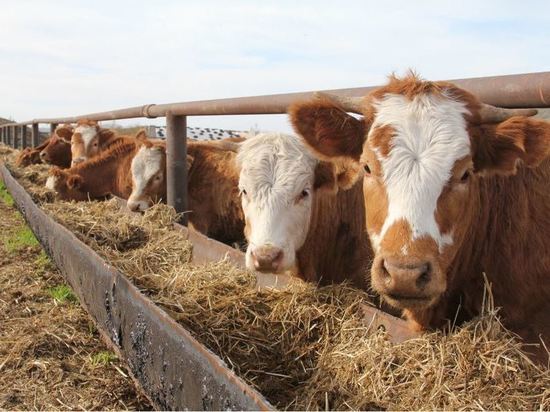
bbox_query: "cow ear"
[289,97,367,162]
[67,175,83,190]
[56,127,73,142]
[135,129,148,143]
[97,128,115,144]
[474,117,550,176]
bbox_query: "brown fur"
[289,74,550,362]
[297,177,372,290]
[186,142,244,244]
[15,139,51,167]
[40,125,74,168]
[129,139,245,245]
[50,138,137,201]
[71,120,124,164]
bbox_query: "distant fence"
[1,71,549,224]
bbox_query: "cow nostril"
[416,263,432,289]
[380,259,392,285]
[40,152,46,157]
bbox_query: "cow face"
[40,125,73,168]
[70,120,115,166]
[237,133,340,274]
[45,167,90,201]
[290,74,548,314]
[127,138,167,212]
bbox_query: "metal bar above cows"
[0,71,548,127]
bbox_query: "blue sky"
[1,0,549,132]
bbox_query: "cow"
[38,124,74,168]
[289,73,550,361]
[236,132,371,288]
[127,138,245,245]
[45,132,143,201]
[15,124,73,168]
[70,119,125,166]
[15,139,51,167]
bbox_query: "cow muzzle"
[249,245,284,273]
[372,255,445,310]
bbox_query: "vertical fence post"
[32,123,39,148]
[15,126,19,149]
[50,123,58,135]
[11,126,15,148]
[166,112,188,225]
[1,127,4,145]
[21,125,27,149]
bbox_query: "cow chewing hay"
[2,145,549,410]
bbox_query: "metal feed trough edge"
[0,163,273,411]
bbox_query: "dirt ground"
[0,181,152,411]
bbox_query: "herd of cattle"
[13,74,550,363]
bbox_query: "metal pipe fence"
[1,71,549,222]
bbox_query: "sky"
[1,0,549,133]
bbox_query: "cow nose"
[251,246,284,272]
[39,151,46,158]
[72,157,84,166]
[380,257,432,293]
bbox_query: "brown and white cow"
[289,73,550,360]
[127,139,245,245]
[46,133,141,201]
[236,132,371,288]
[38,124,74,168]
[70,119,124,166]
[16,139,51,167]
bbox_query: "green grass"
[34,250,53,273]
[48,284,78,304]
[4,226,39,253]
[0,180,14,207]
[90,351,118,366]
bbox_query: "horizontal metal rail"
[1,72,550,128]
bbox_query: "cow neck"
[428,158,550,327]
[187,144,244,244]
[296,180,372,289]
[72,140,137,198]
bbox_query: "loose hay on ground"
[4,144,550,410]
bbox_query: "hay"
[41,199,550,410]
[4,146,550,410]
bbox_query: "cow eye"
[460,170,471,182]
[364,164,371,175]
[93,142,98,147]
[298,189,310,201]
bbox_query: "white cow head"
[237,133,346,274]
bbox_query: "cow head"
[40,124,73,168]
[70,119,115,166]
[290,73,549,315]
[45,167,89,201]
[237,133,353,274]
[127,131,168,212]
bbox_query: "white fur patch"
[45,175,57,191]
[237,133,319,271]
[129,146,164,200]
[368,92,471,251]
[74,125,97,155]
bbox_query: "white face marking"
[368,93,471,251]
[74,125,98,157]
[128,146,164,207]
[45,175,57,191]
[237,133,318,272]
